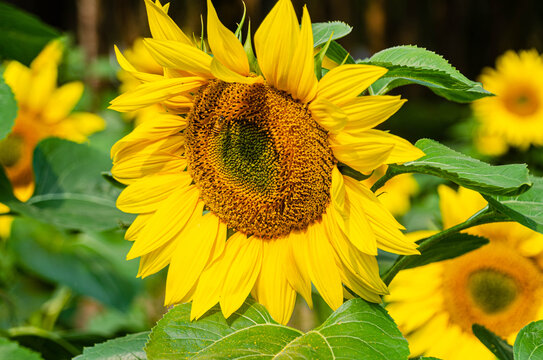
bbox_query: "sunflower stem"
[381,207,509,286]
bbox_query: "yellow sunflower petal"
[253,238,297,324]
[190,250,227,320]
[117,173,191,214]
[3,60,31,105]
[114,45,164,83]
[144,0,193,45]
[316,64,387,104]
[361,129,424,164]
[111,151,186,184]
[137,236,178,278]
[143,39,212,77]
[126,187,201,259]
[285,231,313,308]
[54,112,105,142]
[329,133,394,173]
[27,63,57,113]
[125,213,153,241]
[309,98,348,133]
[42,82,84,122]
[254,0,298,91]
[342,181,378,255]
[109,77,206,112]
[341,95,406,133]
[286,6,317,103]
[220,234,263,318]
[31,40,63,71]
[206,0,249,76]
[210,58,263,84]
[165,212,223,305]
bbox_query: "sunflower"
[386,185,543,359]
[1,40,105,201]
[110,0,424,324]
[116,38,165,125]
[473,50,543,155]
[363,165,418,217]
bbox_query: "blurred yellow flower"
[1,40,105,201]
[386,185,543,360]
[117,38,164,125]
[110,0,423,324]
[363,165,418,216]
[473,50,543,155]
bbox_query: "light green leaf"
[0,2,60,65]
[485,176,543,235]
[0,70,17,141]
[146,298,408,359]
[312,21,352,47]
[514,321,543,360]
[373,139,531,197]
[472,324,514,360]
[74,332,148,360]
[2,138,134,231]
[360,45,492,102]
[0,337,43,360]
[9,217,139,311]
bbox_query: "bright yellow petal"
[220,234,263,318]
[27,63,57,113]
[144,0,193,44]
[114,45,164,83]
[341,95,406,133]
[109,77,205,112]
[190,247,227,320]
[342,180,378,255]
[206,0,249,76]
[112,152,186,184]
[210,58,263,84]
[309,98,347,133]
[54,112,106,142]
[316,64,387,104]
[253,237,297,324]
[126,187,201,259]
[285,231,313,308]
[3,60,31,105]
[137,235,178,278]
[165,212,223,304]
[143,39,212,77]
[42,82,84,122]
[125,213,153,241]
[117,173,191,214]
[329,133,394,173]
[31,40,63,71]
[286,6,317,103]
[254,0,298,91]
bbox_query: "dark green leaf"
[312,22,352,47]
[374,139,531,197]
[9,218,138,310]
[0,337,43,360]
[0,2,60,65]
[360,45,492,102]
[324,41,355,65]
[513,320,543,360]
[7,326,79,360]
[3,138,134,231]
[74,332,148,360]
[485,176,543,235]
[146,298,408,359]
[472,324,513,360]
[0,70,17,141]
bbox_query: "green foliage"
[514,321,543,360]
[74,332,149,360]
[0,138,134,231]
[0,70,17,141]
[325,41,356,65]
[9,218,139,311]
[0,337,43,360]
[485,176,543,234]
[361,45,492,102]
[472,324,514,360]
[373,139,532,197]
[312,21,352,47]
[0,2,60,65]
[145,298,408,359]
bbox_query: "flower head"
[110,0,424,324]
[1,40,105,201]
[473,50,543,155]
[386,186,543,359]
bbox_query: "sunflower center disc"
[504,85,540,117]
[467,270,518,314]
[186,80,335,239]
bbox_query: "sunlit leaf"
[312,21,352,47]
[74,332,148,360]
[513,320,543,360]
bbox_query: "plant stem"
[381,207,509,286]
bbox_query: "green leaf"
[373,139,531,197]
[324,41,355,65]
[9,218,139,310]
[0,70,17,141]
[3,138,134,231]
[485,176,543,235]
[403,233,488,270]
[514,321,543,360]
[146,298,408,359]
[74,332,148,360]
[0,337,43,360]
[360,45,492,102]
[0,2,60,65]
[312,21,352,47]
[472,324,513,360]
